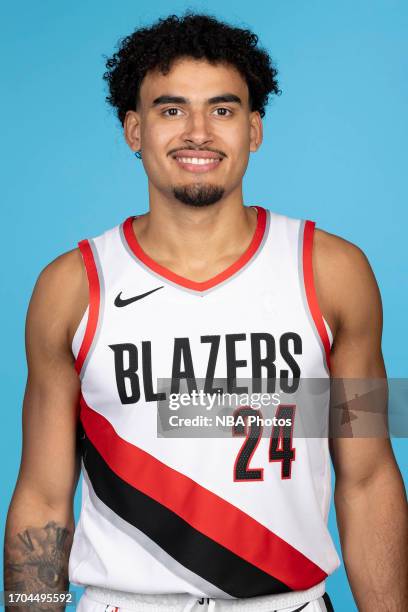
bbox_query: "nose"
[182,109,213,146]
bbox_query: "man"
[4,12,407,612]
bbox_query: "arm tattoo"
[4,520,73,611]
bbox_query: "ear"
[124,110,141,153]
[249,111,263,153]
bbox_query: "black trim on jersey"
[323,592,335,611]
[80,425,291,598]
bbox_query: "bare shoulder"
[34,247,86,295]
[27,248,88,351]
[312,227,382,336]
[313,226,374,282]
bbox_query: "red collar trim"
[123,206,267,292]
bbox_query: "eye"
[212,107,233,117]
[162,107,183,117]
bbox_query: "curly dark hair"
[103,12,281,126]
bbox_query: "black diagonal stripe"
[81,427,291,598]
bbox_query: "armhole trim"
[75,239,101,376]
[302,221,331,372]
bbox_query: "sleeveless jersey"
[68,206,340,608]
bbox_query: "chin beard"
[172,183,225,207]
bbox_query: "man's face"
[124,57,262,207]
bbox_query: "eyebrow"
[151,94,242,107]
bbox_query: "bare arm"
[314,230,408,611]
[3,249,87,611]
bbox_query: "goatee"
[173,184,225,207]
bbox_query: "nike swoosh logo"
[114,286,164,307]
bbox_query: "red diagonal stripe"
[80,396,327,590]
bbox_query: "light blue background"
[1,1,407,611]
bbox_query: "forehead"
[139,58,249,105]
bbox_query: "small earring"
[134,149,142,159]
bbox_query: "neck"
[131,186,258,282]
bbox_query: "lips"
[172,150,223,173]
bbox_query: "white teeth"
[176,157,219,165]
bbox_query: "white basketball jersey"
[68,206,340,607]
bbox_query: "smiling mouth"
[172,153,223,173]
[176,156,220,165]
